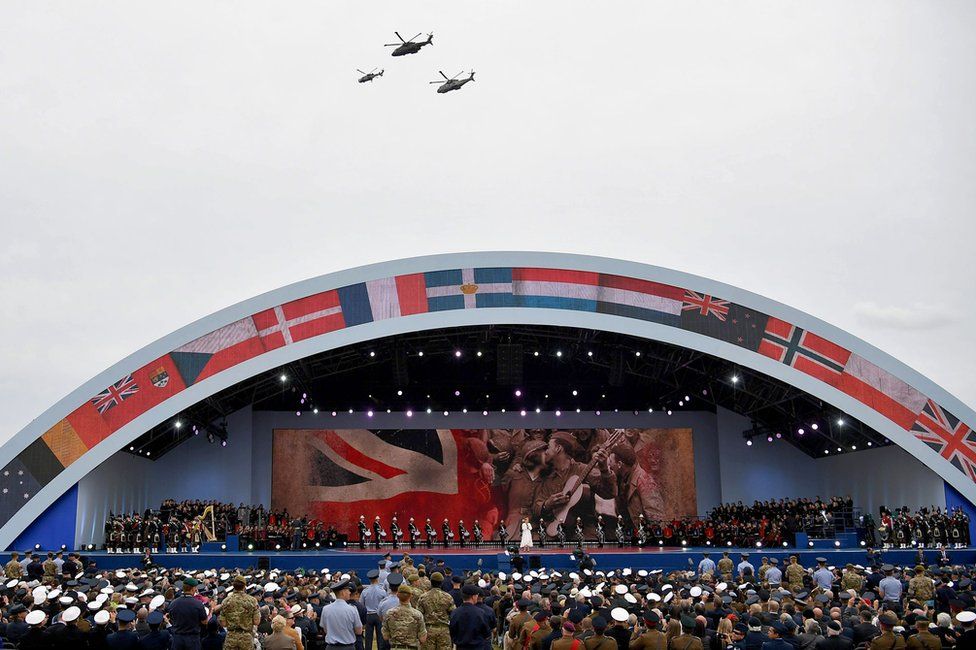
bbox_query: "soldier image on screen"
[425,518,435,549]
[408,518,419,549]
[442,519,452,548]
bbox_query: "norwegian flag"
[758,318,851,385]
[682,291,730,321]
[91,375,139,414]
[911,400,976,481]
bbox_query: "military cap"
[330,579,352,592]
[826,620,842,632]
[879,612,898,626]
[461,583,481,597]
[745,595,759,606]
[959,578,972,588]
[816,557,827,563]
[815,594,830,604]
[771,622,788,635]
[367,569,379,579]
[517,598,532,608]
[147,610,165,625]
[563,621,576,633]
[94,610,111,625]
[680,615,697,630]
[534,611,550,622]
[644,611,660,624]
[387,573,404,587]
[183,577,200,587]
[956,611,976,623]
[733,623,748,634]
[610,607,629,623]
[26,610,46,626]
[117,608,137,623]
[397,584,412,596]
[430,572,444,583]
[9,603,26,615]
[881,564,894,572]
[769,558,778,565]
[592,616,608,630]
[741,553,750,558]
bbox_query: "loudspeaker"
[496,344,523,385]
[258,556,270,571]
[529,555,542,569]
[609,349,626,386]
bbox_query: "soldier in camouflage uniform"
[841,564,864,592]
[785,556,806,592]
[42,553,58,579]
[907,565,935,604]
[218,575,259,650]
[758,557,771,582]
[417,572,454,650]
[4,552,21,579]
[383,585,427,649]
[717,552,734,580]
[407,573,425,607]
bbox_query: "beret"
[461,584,481,597]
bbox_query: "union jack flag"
[91,375,139,414]
[682,291,730,321]
[911,399,976,481]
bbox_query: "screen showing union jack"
[271,427,696,537]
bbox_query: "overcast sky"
[1,1,974,444]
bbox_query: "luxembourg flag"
[512,268,684,325]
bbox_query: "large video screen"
[272,428,696,536]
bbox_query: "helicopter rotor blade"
[428,81,445,84]
[439,71,450,81]
[383,43,399,47]
[357,69,366,75]
[453,70,464,80]
[395,31,405,43]
[408,32,422,43]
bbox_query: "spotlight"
[635,351,641,357]
[658,540,663,546]
[146,451,151,456]
[520,410,526,416]
[595,410,601,416]
[811,423,819,430]
[731,375,739,384]
[756,542,762,548]
[572,390,578,396]
[834,540,841,547]
[706,540,711,546]
[248,543,254,550]
[535,407,541,413]
[174,420,182,429]
[766,436,773,443]
[782,542,788,547]
[88,544,95,551]
[775,432,782,439]
[515,389,522,397]
[369,351,375,357]
[443,411,449,416]
[681,540,687,546]
[349,409,353,413]
[275,544,281,550]
[867,442,873,447]
[860,540,866,547]
[727,541,733,547]
[60,544,66,550]
[533,351,539,357]
[684,395,690,401]
[397,390,403,396]
[798,428,805,435]
[303,543,307,548]
[454,390,461,396]
[426,408,432,414]
[808,541,814,548]
[824,449,829,454]
[221,440,227,447]
[129,446,134,451]
[576,408,581,413]
[367,410,374,417]
[648,408,653,413]
[556,350,562,357]
[476,351,483,357]
[483,410,488,416]
[454,350,462,358]
[296,411,301,416]
[678,401,684,407]
[315,542,320,548]
[837,447,842,452]
[221,544,226,551]
[746,440,753,446]
[851,445,856,450]
[462,408,468,413]
[587,351,593,357]
[331,411,337,416]
[837,418,844,426]
[418,351,423,357]
[555,410,561,416]
[667,410,672,416]
[313,409,319,414]
[280,374,287,382]
[407,410,413,417]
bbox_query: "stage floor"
[81,545,976,573]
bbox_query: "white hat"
[59,597,73,605]
[115,571,126,579]
[648,593,661,602]
[150,595,165,611]
[125,597,138,605]
[957,611,976,623]
[498,572,507,581]
[290,604,302,614]
[100,587,114,595]
[663,591,674,603]
[614,584,628,595]
[62,606,81,623]
[94,610,110,625]
[26,610,46,625]
[716,582,728,592]
[87,602,101,611]
[583,569,593,576]
[610,607,629,623]
[637,569,648,577]
[568,572,579,580]
[690,586,703,598]
[511,573,522,581]
[31,586,47,603]
[624,593,637,604]
[264,582,279,593]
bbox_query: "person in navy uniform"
[137,610,172,649]
[19,609,51,650]
[107,608,140,649]
[168,577,209,650]
[3,603,29,644]
[450,583,492,650]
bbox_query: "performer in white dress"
[519,516,534,550]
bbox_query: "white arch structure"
[2,252,974,549]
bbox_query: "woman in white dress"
[519,516,533,551]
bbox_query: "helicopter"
[357,68,384,83]
[384,32,433,57]
[430,70,475,94]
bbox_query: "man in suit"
[851,610,880,646]
[816,621,853,650]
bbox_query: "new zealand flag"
[680,297,769,352]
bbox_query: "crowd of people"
[3,547,976,649]
[103,500,344,553]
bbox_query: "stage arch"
[2,251,974,549]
